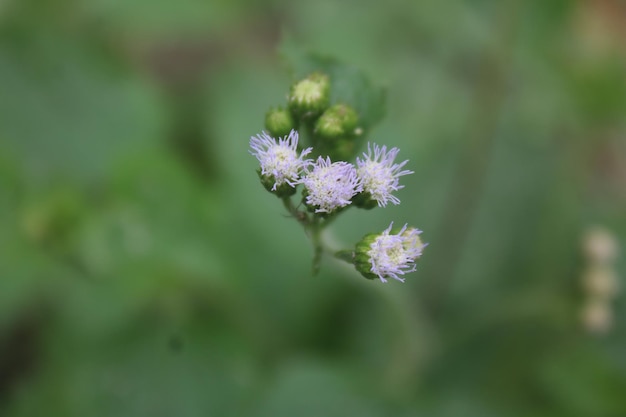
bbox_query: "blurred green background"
[1,0,625,415]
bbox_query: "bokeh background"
[1,0,626,415]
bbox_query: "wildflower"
[355,143,413,208]
[301,156,362,213]
[354,222,425,283]
[249,130,312,193]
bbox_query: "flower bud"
[288,72,330,117]
[265,107,296,138]
[250,131,312,198]
[353,223,425,283]
[354,143,413,209]
[314,104,359,140]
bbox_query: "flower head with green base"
[356,143,413,207]
[250,130,312,192]
[301,156,362,214]
[355,222,425,283]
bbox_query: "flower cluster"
[250,71,426,283]
[250,129,425,282]
[250,130,412,215]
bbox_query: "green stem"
[282,196,308,227]
[319,210,341,230]
[310,216,323,275]
[334,249,355,264]
[283,197,354,275]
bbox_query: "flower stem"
[310,216,323,275]
[334,249,354,264]
[282,196,308,227]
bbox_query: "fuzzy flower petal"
[250,130,312,190]
[301,156,362,213]
[367,222,425,283]
[356,143,413,207]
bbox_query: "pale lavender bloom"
[356,143,413,207]
[301,156,362,213]
[250,130,312,190]
[367,222,425,283]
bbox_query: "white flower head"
[356,143,413,207]
[301,156,362,213]
[250,130,312,191]
[367,222,425,283]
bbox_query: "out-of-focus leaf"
[6,320,253,417]
[539,344,626,417]
[0,36,165,185]
[250,361,382,417]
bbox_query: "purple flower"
[367,222,425,283]
[250,130,312,190]
[301,156,362,213]
[356,143,413,207]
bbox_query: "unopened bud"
[314,104,359,140]
[288,72,330,117]
[265,107,296,138]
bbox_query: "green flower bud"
[288,72,330,117]
[353,223,426,283]
[265,107,296,138]
[314,104,359,140]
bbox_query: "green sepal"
[352,191,378,210]
[300,193,347,219]
[353,233,379,280]
[257,169,297,198]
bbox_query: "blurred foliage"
[1,0,626,416]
